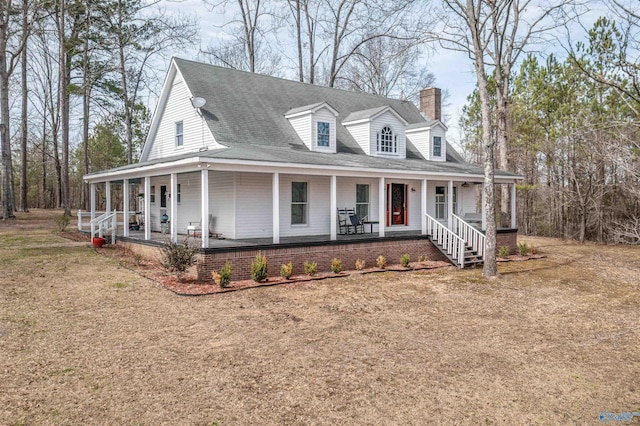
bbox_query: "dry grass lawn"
[1,210,639,425]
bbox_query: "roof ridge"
[172,56,418,107]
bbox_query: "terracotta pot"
[92,237,105,248]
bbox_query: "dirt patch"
[1,211,639,425]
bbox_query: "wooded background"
[1,0,638,246]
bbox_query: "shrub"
[251,252,268,282]
[417,255,425,262]
[355,259,365,270]
[216,261,232,288]
[280,261,294,279]
[303,261,317,276]
[530,246,537,255]
[400,253,410,267]
[331,258,342,273]
[55,213,70,232]
[498,246,511,258]
[517,242,529,256]
[160,239,198,278]
[376,255,387,269]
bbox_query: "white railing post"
[77,210,82,231]
[111,209,117,244]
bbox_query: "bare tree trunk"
[59,0,70,216]
[19,0,29,212]
[0,0,16,219]
[82,23,91,209]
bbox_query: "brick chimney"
[420,87,441,121]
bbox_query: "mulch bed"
[497,254,546,262]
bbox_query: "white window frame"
[317,121,330,147]
[376,126,397,153]
[150,185,156,204]
[433,136,442,157]
[291,181,308,225]
[175,121,184,147]
[435,186,457,219]
[356,184,369,220]
[177,183,181,204]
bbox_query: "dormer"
[342,106,408,158]
[285,102,339,153]
[405,120,448,161]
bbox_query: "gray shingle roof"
[175,57,426,156]
[101,58,516,179]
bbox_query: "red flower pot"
[92,237,105,248]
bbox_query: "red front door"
[391,183,405,225]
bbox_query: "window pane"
[317,122,330,147]
[292,182,307,202]
[291,204,306,224]
[433,136,442,157]
[176,121,184,146]
[356,204,368,220]
[356,184,369,203]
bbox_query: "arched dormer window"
[376,126,397,153]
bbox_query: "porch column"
[421,179,427,235]
[144,177,151,240]
[511,183,517,229]
[123,179,130,237]
[90,183,96,236]
[447,179,453,229]
[330,175,337,240]
[170,173,178,243]
[272,172,280,244]
[481,183,487,231]
[105,181,111,215]
[378,177,385,237]
[201,168,209,248]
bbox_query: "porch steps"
[428,237,484,268]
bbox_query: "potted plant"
[92,236,105,248]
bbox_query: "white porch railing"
[89,210,117,244]
[452,213,486,259]
[426,213,466,268]
[78,210,136,232]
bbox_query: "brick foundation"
[197,237,447,282]
[496,229,518,255]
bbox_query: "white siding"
[344,122,370,155]
[312,108,337,153]
[384,180,421,231]
[147,78,223,161]
[209,171,235,239]
[335,177,379,220]
[148,177,169,232]
[430,125,447,161]
[406,129,430,160]
[460,185,478,215]
[287,114,312,150]
[279,175,331,237]
[175,172,202,233]
[235,172,273,239]
[370,111,406,159]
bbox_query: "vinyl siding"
[335,177,380,221]
[312,108,337,153]
[460,185,478,214]
[147,78,223,161]
[235,172,273,239]
[430,125,447,162]
[406,129,430,160]
[279,175,331,237]
[287,114,312,150]
[343,122,370,155]
[370,111,406,159]
[175,172,202,233]
[209,171,235,239]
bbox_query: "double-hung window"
[433,136,442,157]
[291,182,308,225]
[376,126,396,153]
[435,186,457,219]
[317,122,330,147]
[175,121,184,147]
[150,185,156,204]
[177,184,181,204]
[356,184,369,220]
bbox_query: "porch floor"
[117,229,426,249]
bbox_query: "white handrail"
[426,213,466,268]
[90,210,118,243]
[451,213,486,258]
